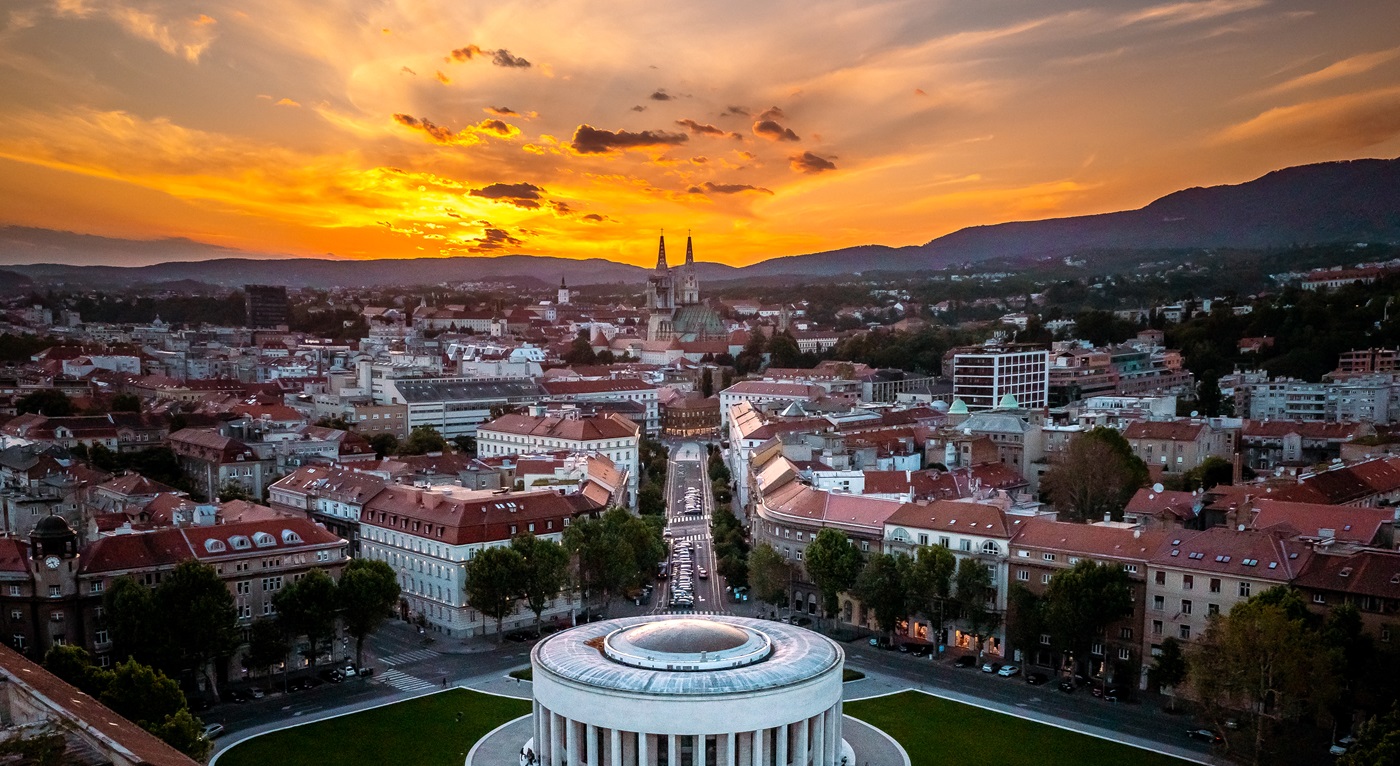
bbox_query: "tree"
[464,545,525,642]
[905,545,957,651]
[1148,637,1188,710]
[104,576,159,667]
[1341,703,1400,766]
[314,415,350,430]
[44,645,108,694]
[1196,372,1223,417]
[16,388,73,416]
[1040,427,1149,522]
[1181,456,1234,491]
[151,708,212,762]
[1188,588,1341,766]
[154,561,239,696]
[110,393,142,413]
[512,534,569,636]
[273,568,340,668]
[398,426,448,455]
[244,619,291,681]
[700,367,714,398]
[453,435,477,456]
[564,331,598,364]
[747,543,792,611]
[564,508,661,611]
[368,433,399,458]
[803,528,862,626]
[854,553,909,639]
[954,557,1001,661]
[638,483,665,516]
[100,659,188,731]
[766,330,805,369]
[337,558,401,669]
[1040,560,1134,681]
[735,329,767,375]
[217,481,253,502]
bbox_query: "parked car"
[954,655,977,668]
[1058,680,1076,693]
[997,665,1020,677]
[981,662,1003,674]
[1186,729,1223,745]
[201,723,225,739]
[1026,672,1049,686]
[868,636,892,649]
[224,689,248,703]
[909,645,931,658]
[320,668,344,683]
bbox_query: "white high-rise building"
[952,346,1049,411]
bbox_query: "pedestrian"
[456,712,463,723]
[442,676,447,688]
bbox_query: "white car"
[202,723,225,739]
[997,665,1020,677]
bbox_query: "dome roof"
[996,393,1020,410]
[32,515,75,539]
[623,619,749,654]
[948,398,969,415]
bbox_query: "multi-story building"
[540,378,660,436]
[1048,347,1117,406]
[169,428,271,500]
[1123,419,1234,478]
[1294,547,1400,645]
[244,284,289,330]
[951,346,1049,411]
[883,500,1017,658]
[1006,520,1164,689]
[348,401,410,440]
[358,487,601,637]
[718,381,827,429]
[268,464,387,553]
[1143,526,1312,687]
[389,377,546,439]
[477,410,640,506]
[0,514,347,671]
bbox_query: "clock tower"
[28,515,81,652]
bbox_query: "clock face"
[44,556,60,570]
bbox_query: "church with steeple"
[644,233,727,343]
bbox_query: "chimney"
[1104,511,1112,523]
[1232,451,1243,485]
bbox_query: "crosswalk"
[380,648,439,667]
[672,534,708,543]
[378,668,436,693]
[655,609,725,616]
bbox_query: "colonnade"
[531,700,844,766]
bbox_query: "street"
[655,441,727,615]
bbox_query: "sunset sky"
[2,0,1399,267]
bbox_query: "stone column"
[737,732,752,766]
[668,735,679,766]
[827,703,841,766]
[639,734,651,766]
[775,724,788,766]
[567,718,579,766]
[795,717,809,766]
[811,714,824,766]
[696,735,706,766]
[612,728,623,766]
[752,728,766,766]
[724,732,737,766]
[551,711,564,766]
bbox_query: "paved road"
[656,441,726,615]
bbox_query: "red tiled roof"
[540,378,656,395]
[362,487,602,546]
[480,412,639,442]
[1250,499,1392,545]
[883,500,1018,538]
[1294,548,1400,600]
[1148,526,1311,581]
[1242,420,1368,440]
[1124,420,1206,442]
[1012,519,1167,563]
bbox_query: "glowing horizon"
[2,0,1399,268]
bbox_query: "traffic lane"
[844,644,1213,759]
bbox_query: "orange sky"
[1,0,1399,267]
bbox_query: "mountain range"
[3,156,1398,289]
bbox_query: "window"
[1155,571,1166,585]
[1041,574,1052,585]
[960,539,972,552]
[90,581,103,595]
[261,576,283,592]
[1383,627,1392,643]
[7,585,19,597]
[1091,642,1103,656]
[95,629,110,645]
[918,534,929,546]
[1039,633,1052,646]
[1118,648,1132,661]
[12,635,24,650]
[938,536,951,548]
[48,586,60,598]
[796,550,803,561]
[1209,578,1221,594]
[1313,593,1326,604]
[1181,600,1192,615]
[1179,624,1191,640]
[1208,604,1219,616]
[1017,570,1029,581]
[236,581,251,595]
[1043,553,1057,562]
[8,610,19,622]
[1182,575,1193,590]
[1120,627,1134,640]
[981,541,1000,555]
[1153,595,1165,610]
[1238,582,1251,598]
[1123,564,1138,574]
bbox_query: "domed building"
[529,615,848,766]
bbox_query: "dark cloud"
[549,200,573,215]
[758,106,784,120]
[721,105,750,117]
[469,182,544,209]
[688,181,774,195]
[738,151,756,160]
[570,124,688,154]
[476,119,514,135]
[790,151,836,174]
[650,89,673,101]
[676,119,742,139]
[449,45,486,62]
[753,119,800,142]
[467,227,523,252]
[492,49,531,68]
[631,105,647,112]
[400,66,417,75]
[582,213,606,223]
[691,156,708,164]
[486,106,518,116]
[393,113,456,143]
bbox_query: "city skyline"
[2,0,1399,267]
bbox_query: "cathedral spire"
[655,231,668,272]
[685,230,694,266]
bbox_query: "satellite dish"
[1190,411,1199,417]
[1152,483,1165,494]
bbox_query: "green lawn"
[509,667,533,681]
[845,691,1196,766]
[216,689,531,766]
[842,668,866,682]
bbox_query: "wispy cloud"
[1265,48,1400,94]
[1214,86,1400,150]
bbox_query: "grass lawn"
[509,667,533,681]
[842,668,866,682]
[216,689,530,766]
[845,691,1196,766]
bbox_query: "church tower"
[679,232,701,305]
[557,276,570,305]
[646,233,675,312]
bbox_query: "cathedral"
[644,233,728,343]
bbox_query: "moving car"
[1186,729,1223,745]
[202,723,225,739]
[954,655,977,668]
[697,567,709,579]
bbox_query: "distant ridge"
[3,156,1398,287]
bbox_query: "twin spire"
[655,230,694,272]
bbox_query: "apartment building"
[951,347,1049,411]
